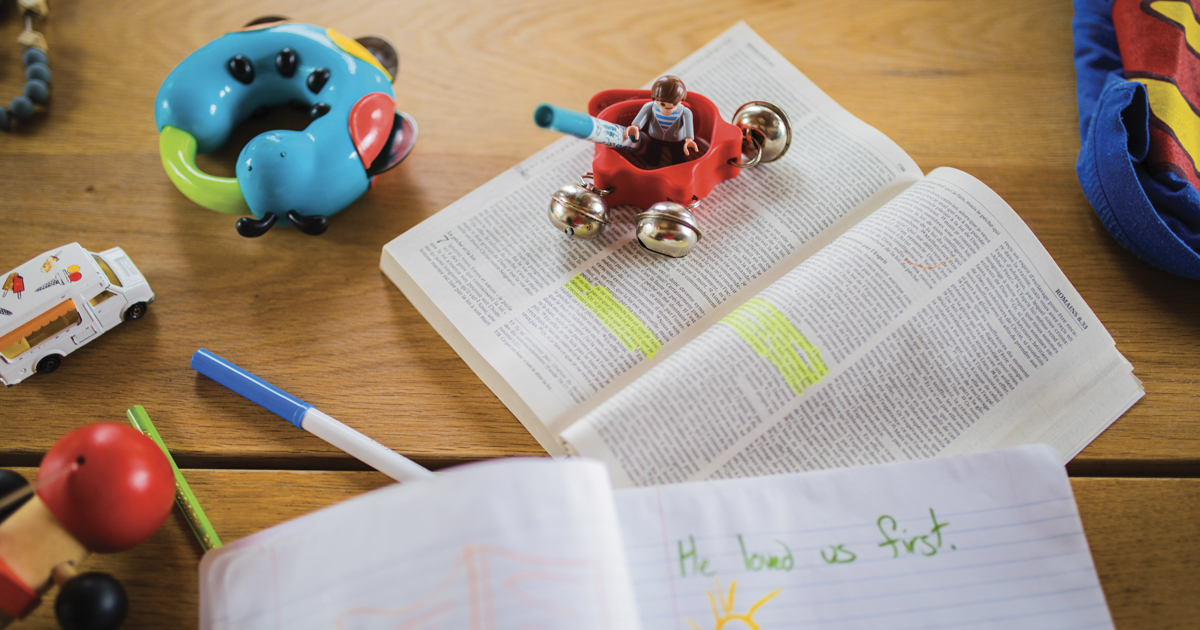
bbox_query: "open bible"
[199,447,1114,629]
[381,23,1142,487]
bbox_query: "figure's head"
[651,75,687,110]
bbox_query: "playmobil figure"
[0,423,175,629]
[625,75,700,167]
[155,17,418,237]
[0,244,154,386]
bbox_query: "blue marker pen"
[534,103,642,150]
[191,349,434,483]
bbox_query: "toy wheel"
[124,302,147,321]
[55,572,128,630]
[37,354,63,375]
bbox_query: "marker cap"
[190,349,312,428]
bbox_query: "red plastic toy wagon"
[547,89,792,258]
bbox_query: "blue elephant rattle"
[155,17,417,237]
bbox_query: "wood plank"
[0,0,1195,471]
[1074,478,1200,629]
[2,469,1195,629]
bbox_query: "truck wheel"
[37,354,63,374]
[124,302,147,321]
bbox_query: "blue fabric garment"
[1073,0,1200,280]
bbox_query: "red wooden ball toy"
[0,423,175,629]
[37,423,175,553]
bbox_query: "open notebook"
[199,445,1114,629]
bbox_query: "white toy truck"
[0,243,154,386]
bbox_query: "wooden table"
[0,0,1196,627]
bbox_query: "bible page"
[381,22,921,454]
[199,459,640,630]
[564,168,1142,487]
[614,445,1114,630]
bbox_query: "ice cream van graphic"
[0,243,155,386]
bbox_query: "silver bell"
[548,174,610,239]
[635,200,702,258]
[729,101,792,168]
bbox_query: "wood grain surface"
[4,469,1197,630]
[0,0,1198,627]
[0,0,1196,474]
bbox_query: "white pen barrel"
[300,409,434,482]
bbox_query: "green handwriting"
[820,544,857,564]
[678,535,715,577]
[877,508,951,559]
[738,535,794,572]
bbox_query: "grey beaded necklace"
[1,0,51,131]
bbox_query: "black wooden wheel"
[55,572,128,630]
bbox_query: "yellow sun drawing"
[686,578,780,630]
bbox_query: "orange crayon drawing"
[334,559,464,630]
[465,543,609,629]
[901,251,951,270]
[687,578,779,630]
[332,543,610,630]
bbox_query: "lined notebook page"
[199,459,640,630]
[614,445,1113,630]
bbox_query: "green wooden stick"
[126,405,222,551]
